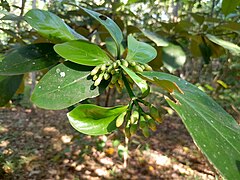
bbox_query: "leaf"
[152,77,183,94]
[67,104,128,135]
[0,75,23,106]
[221,0,240,16]
[126,35,157,63]
[105,37,124,58]
[81,7,123,49]
[0,43,60,75]
[121,65,149,96]
[24,9,86,43]
[206,34,240,56]
[142,30,169,47]
[54,40,111,66]
[162,43,186,72]
[31,62,108,110]
[141,71,240,180]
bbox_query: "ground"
[0,106,219,180]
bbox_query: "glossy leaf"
[221,0,240,16]
[0,75,23,106]
[126,35,157,63]
[142,30,169,47]
[162,43,186,72]
[54,40,111,66]
[0,43,60,75]
[67,104,128,135]
[141,71,240,180]
[121,65,149,96]
[81,7,123,49]
[24,9,86,43]
[105,37,124,58]
[206,34,240,56]
[31,62,108,110]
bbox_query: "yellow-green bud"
[142,126,150,138]
[111,74,118,84]
[94,74,103,86]
[104,73,110,80]
[130,124,138,135]
[130,111,139,124]
[90,66,100,76]
[148,119,157,131]
[107,65,113,73]
[150,106,162,123]
[101,64,106,71]
[116,60,121,66]
[113,62,118,68]
[129,61,136,66]
[116,111,126,127]
[121,59,129,67]
[93,75,98,81]
[139,116,147,129]
[134,65,144,72]
[144,64,152,71]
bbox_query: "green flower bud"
[148,119,157,132]
[144,64,152,71]
[113,62,118,68]
[139,116,147,129]
[129,61,136,66]
[93,75,98,81]
[111,74,118,84]
[90,66,100,76]
[101,64,106,71]
[104,73,110,80]
[94,74,103,86]
[115,82,122,93]
[116,111,126,127]
[116,60,121,66]
[142,126,150,138]
[130,111,139,124]
[107,65,113,73]
[150,106,162,123]
[121,59,129,67]
[130,124,138,135]
[134,65,143,72]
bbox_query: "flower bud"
[121,60,129,67]
[148,119,157,131]
[93,75,98,81]
[150,106,162,123]
[94,74,103,86]
[142,126,150,138]
[116,111,126,127]
[130,111,139,124]
[101,64,106,71]
[90,66,100,76]
[130,124,138,135]
[104,73,110,80]
[144,64,152,71]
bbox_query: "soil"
[0,106,219,180]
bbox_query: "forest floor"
[0,105,220,180]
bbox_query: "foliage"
[0,0,240,179]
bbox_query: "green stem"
[117,44,121,60]
[122,73,135,99]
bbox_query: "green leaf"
[221,0,240,16]
[67,104,128,135]
[0,43,60,75]
[0,75,23,106]
[105,37,124,58]
[81,7,123,49]
[54,40,111,66]
[31,62,108,110]
[142,30,169,47]
[126,35,157,63]
[162,43,186,72]
[206,34,240,56]
[24,9,86,43]
[121,65,149,96]
[141,71,240,180]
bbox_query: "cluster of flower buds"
[90,59,152,92]
[115,103,162,138]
